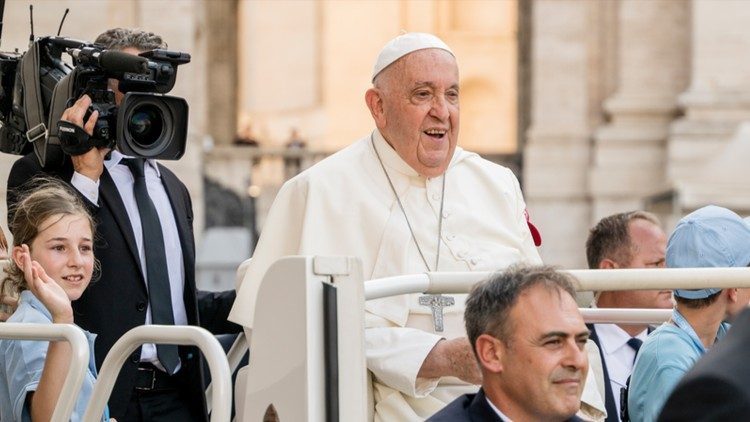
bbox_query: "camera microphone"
[99,50,149,73]
[71,48,149,74]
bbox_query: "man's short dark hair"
[464,264,577,355]
[94,28,167,51]
[586,211,661,269]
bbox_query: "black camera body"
[0,50,26,154]
[80,81,117,143]
[0,36,191,167]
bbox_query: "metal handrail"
[84,325,232,422]
[223,266,740,417]
[205,331,248,414]
[365,267,750,300]
[0,323,90,422]
[580,308,672,325]
[226,268,718,375]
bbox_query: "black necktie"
[620,337,644,421]
[627,337,643,363]
[123,158,180,375]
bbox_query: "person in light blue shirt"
[0,291,107,422]
[0,179,109,421]
[627,205,750,422]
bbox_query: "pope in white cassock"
[229,33,606,421]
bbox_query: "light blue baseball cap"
[667,205,750,299]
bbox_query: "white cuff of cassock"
[71,171,100,205]
[365,327,443,398]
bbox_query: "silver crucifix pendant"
[419,294,455,332]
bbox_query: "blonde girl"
[0,178,109,421]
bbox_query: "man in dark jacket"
[585,211,671,421]
[429,265,588,422]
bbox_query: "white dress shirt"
[72,150,188,369]
[486,396,512,421]
[593,323,648,421]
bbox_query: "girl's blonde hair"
[1,177,97,300]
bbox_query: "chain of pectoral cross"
[371,133,455,332]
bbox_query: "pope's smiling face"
[367,48,460,178]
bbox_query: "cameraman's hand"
[62,95,109,182]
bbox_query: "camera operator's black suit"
[7,153,240,421]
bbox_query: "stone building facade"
[526,0,750,267]
[1,0,749,269]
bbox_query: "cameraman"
[7,28,240,422]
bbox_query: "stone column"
[237,0,320,145]
[136,0,207,241]
[590,0,689,221]
[524,0,609,268]
[668,0,750,208]
[205,0,239,146]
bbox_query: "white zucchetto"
[371,32,454,82]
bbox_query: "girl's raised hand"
[20,244,73,323]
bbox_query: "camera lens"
[117,93,187,159]
[127,104,164,147]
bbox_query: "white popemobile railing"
[0,322,233,422]
[84,325,232,422]
[365,267,750,300]
[205,330,248,414]
[230,261,750,421]
[363,267,750,325]
[0,323,90,422]
[6,258,750,422]
[0,257,233,422]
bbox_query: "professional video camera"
[58,44,191,160]
[0,7,191,168]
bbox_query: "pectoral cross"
[419,294,455,332]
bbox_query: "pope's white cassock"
[229,130,605,421]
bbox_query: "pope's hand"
[20,244,74,324]
[418,337,482,385]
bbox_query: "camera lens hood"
[116,92,188,160]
